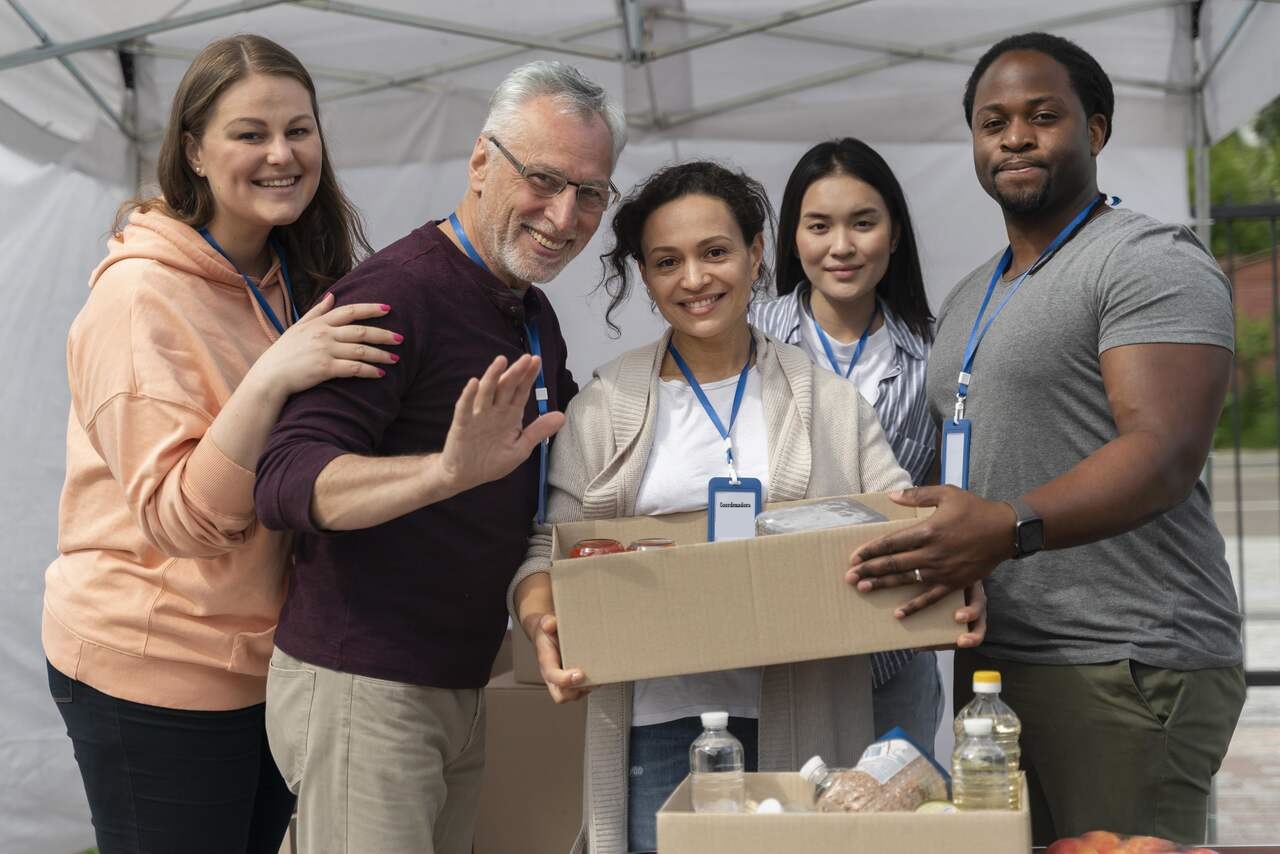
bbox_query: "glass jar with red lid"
[568,538,625,558]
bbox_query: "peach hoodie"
[43,207,295,710]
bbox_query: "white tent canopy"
[2,2,1278,850]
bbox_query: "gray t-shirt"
[926,207,1242,670]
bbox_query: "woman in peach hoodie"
[43,35,399,853]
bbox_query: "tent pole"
[657,0,1193,129]
[0,0,287,72]
[295,0,620,61]
[1191,13,1211,249]
[4,0,132,138]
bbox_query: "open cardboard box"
[550,492,965,686]
[656,772,1031,854]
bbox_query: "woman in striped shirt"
[749,137,944,753]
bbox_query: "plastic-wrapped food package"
[802,727,949,813]
[755,497,888,536]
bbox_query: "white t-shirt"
[630,367,768,726]
[798,299,896,405]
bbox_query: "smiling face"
[471,95,615,286]
[970,49,1105,218]
[639,193,763,349]
[184,73,321,247]
[794,172,896,310]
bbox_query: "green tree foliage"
[1196,95,1280,257]
[1199,97,1280,448]
[1215,315,1278,449]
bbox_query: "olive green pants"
[954,649,1245,846]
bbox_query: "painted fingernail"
[380,304,391,311]
[392,333,404,343]
[377,368,386,377]
[390,354,400,363]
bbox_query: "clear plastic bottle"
[799,755,844,809]
[689,711,745,813]
[951,718,1015,810]
[953,670,1021,807]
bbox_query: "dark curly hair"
[598,160,774,335]
[963,32,1114,144]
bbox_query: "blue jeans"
[626,716,759,854]
[48,661,295,854]
[872,649,944,754]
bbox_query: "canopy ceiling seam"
[1199,0,1258,86]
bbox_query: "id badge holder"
[707,476,763,542]
[941,418,972,490]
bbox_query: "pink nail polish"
[392,333,404,343]
[380,304,391,312]
[390,354,400,363]
[377,368,386,377]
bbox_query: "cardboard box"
[550,492,964,686]
[511,620,542,684]
[473,666,586,854]
[657,773,1031,854]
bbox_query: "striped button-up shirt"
[749,285,936,689]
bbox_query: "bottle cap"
[963,718,994,736]
[700,710,729,729]
[972,670,1003,693]
[799,755,827,783]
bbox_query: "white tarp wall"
[2,2,1278,850]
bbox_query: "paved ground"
[1209,450,1280,845]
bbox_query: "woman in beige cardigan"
[508,162,985,853]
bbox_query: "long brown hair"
[117,34,369,309]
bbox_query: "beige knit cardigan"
[509,327,912,854]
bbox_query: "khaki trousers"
[265,647,486,854]
[955,648,1245,847]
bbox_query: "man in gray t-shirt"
[847,33,1244,846]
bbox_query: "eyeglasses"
[487,135,619,213]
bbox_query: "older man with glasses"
[253,61,626,854]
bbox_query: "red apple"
[1080,830,1122,852]
[1117,836,1178,853]
[1046,840,1101,854]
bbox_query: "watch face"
[1018,519,1045,556]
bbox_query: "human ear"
[183,132,203,176]
[1087,115,1108,157]
[467,136,489,194]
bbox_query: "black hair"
[774,138,933,341]
[963,32,1114,144]
[599,160,774,335]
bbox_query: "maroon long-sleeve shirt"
[255,222,576,688]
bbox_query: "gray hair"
[482,60,627,164]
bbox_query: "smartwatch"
[1006,496,1044,559]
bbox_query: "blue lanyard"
[812,300,878,379]
[198,228,298,335]
[667,337,755,483]
[448,212,551,523]
[954,194,1107,421]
